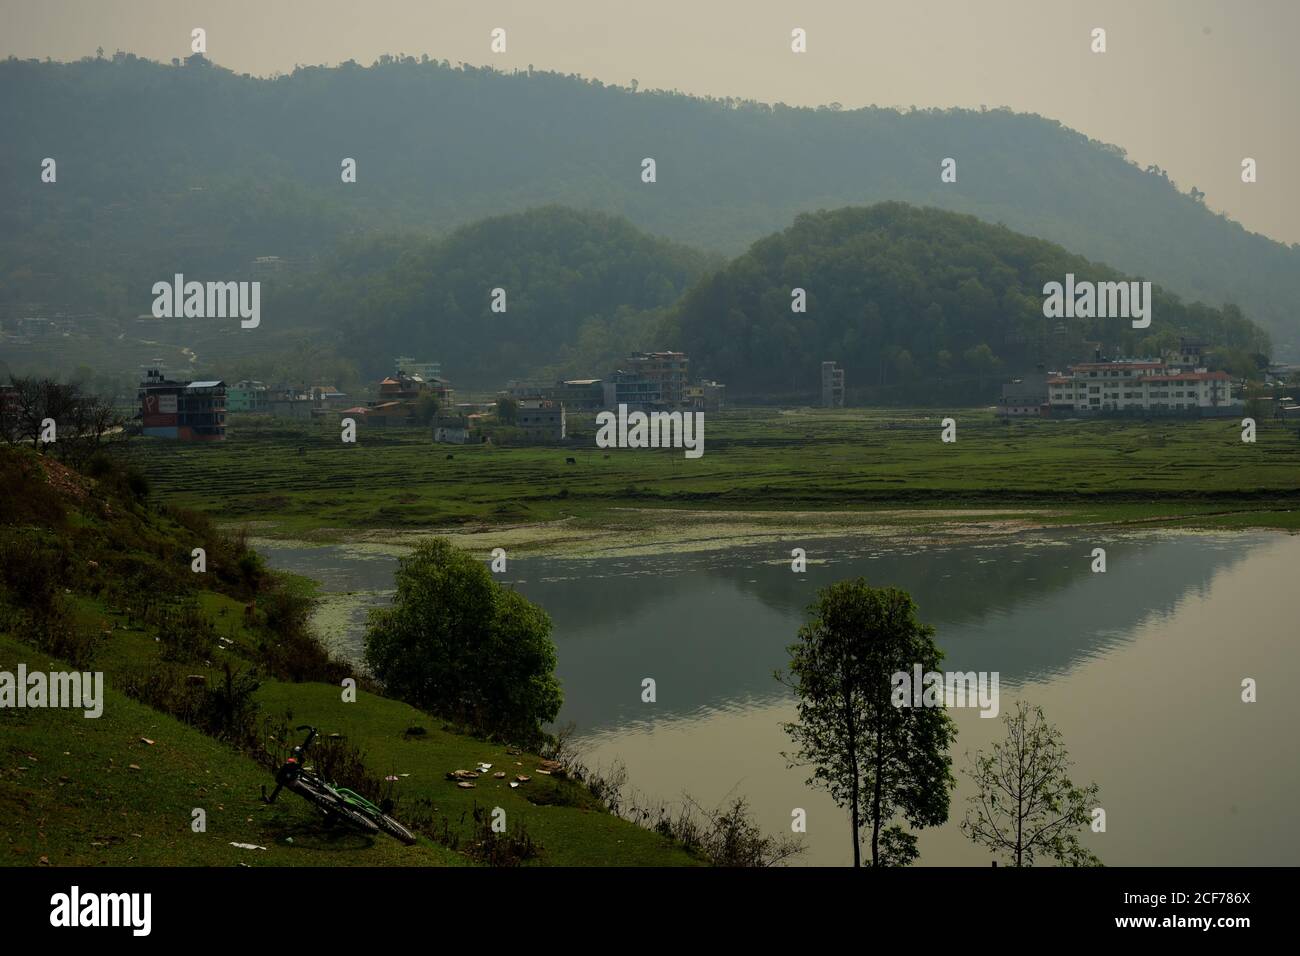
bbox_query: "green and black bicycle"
[262,725,417,845]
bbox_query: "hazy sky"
[4,0,1296,245]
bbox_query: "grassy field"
[126,408,1300,538]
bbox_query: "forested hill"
[282,205,712,385]
[2,54,1298,354]
[667,203,1268,403]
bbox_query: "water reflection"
[257,530,1300,865]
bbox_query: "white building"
[1047,359,1236,415]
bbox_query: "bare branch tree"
[961,700,1102,866]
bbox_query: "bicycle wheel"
[291,777,380,835]
[369,811,418,846]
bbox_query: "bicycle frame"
[333,787,383,814]
[260,724,414,844]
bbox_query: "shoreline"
[244,504,1293,562]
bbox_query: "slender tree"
[961,700,1102,866]
[778,578,956,866]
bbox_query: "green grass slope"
[0,445,699,866]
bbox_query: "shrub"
[197,663,262,747]
[255,584,352,683]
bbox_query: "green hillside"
[0,446,700,867]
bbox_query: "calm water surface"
[257,530,1300,866]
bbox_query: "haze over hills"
[2,53,1297,358]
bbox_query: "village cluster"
[116,335,1281,447]
[130,351,725,444]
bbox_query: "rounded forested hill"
[319,205,714,386]
[667,203,1268,402]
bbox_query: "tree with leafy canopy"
[778,578,956,867]
[364,538,562,747]
[960,700,1102,867]
[495,395,517,424]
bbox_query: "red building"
[138,369,226,440]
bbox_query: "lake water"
[256,529,1300,866]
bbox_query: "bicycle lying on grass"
[262,725,418,845]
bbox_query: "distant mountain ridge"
[2,53,1296,355]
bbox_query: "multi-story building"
[396,356,442,383]
[511,353,715,414]
[516,399,567,442]
[821,361,845,408]
[599,351,691,411]
[602,369,662,410]
[227,380,269,414]
[627,351,689,407]
[600,352,685,408]
[1047,359,1237,415]
[138,369,226,440]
